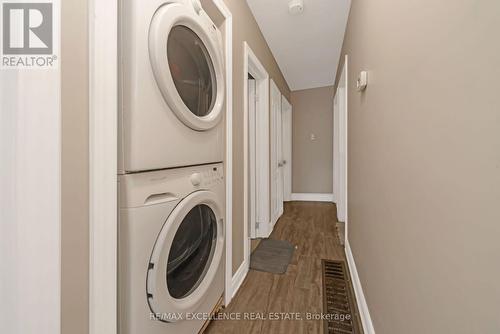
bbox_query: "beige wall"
[291,86,333,194]
[338,0,500,332]
[202,0,291,274]
[61,0,89,333]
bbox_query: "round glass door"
[149,3,225,130]
[167,26,216,118]
[146,190,224,318]
[166,204,217,299]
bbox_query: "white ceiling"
[246,0,351,91]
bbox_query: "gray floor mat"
[250,239,295,274]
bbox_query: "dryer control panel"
[191,166,224,188]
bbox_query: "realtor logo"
[3,3,53,54]
[1,0,59,68]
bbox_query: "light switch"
[357,71,368,91]
[310,133,316,141]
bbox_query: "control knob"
[190,173,202,186]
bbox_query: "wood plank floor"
[206,201,346,334]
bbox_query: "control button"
[190,173,202,186]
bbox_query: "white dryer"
[119,0,225,173]
[119,163,225,334]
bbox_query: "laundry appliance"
[118,163,225,334]
[119,0,225,173]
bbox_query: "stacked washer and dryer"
[118,0,226,333]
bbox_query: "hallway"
[206,202,356,334]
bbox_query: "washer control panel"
[190,173,202,186]
[191,166,224,188]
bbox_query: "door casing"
[281,96,292,202]
[243,43,270,252]
[270,79,284,226]
[333,55,348,240]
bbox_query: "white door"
[248,78,257,238]
[277,96,284,217]
[333,93,339,204]
[281,96,292,202]
[270,80,283,225]
[334,56,348,224]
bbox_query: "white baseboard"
[231,260,249,299]
[291,193,334,202]
[345,240,376,334]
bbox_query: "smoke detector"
[288,0,304,15]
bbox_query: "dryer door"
[149,2,225,131]
[147,190,224,321]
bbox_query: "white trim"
[291,193,334,202]
[243,42,270,240]
[88,0,118,333]
[270,79,284,226]
[281,96,293,202]
[332,92,338,204]
[230,41,270,305]
[343,55,349,242]
[248,78,257,239]
[333,55,348,224]
[231,260,250,299]
[345,240,376,334]
[211,0,234,307]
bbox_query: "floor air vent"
[322,260,362,334]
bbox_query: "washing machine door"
[147,190,224,321]
[149,1,225,131]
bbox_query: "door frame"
[210,0,234,308]
[89,0,118,332]
[333,55,348,241]
[270,79,283,226]
[281,95,292,202]
[243,41,270,255]
[88,0,233,331]
[248,78,257,238]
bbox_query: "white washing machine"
[119,0,225,173]
[118,163,225,334]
